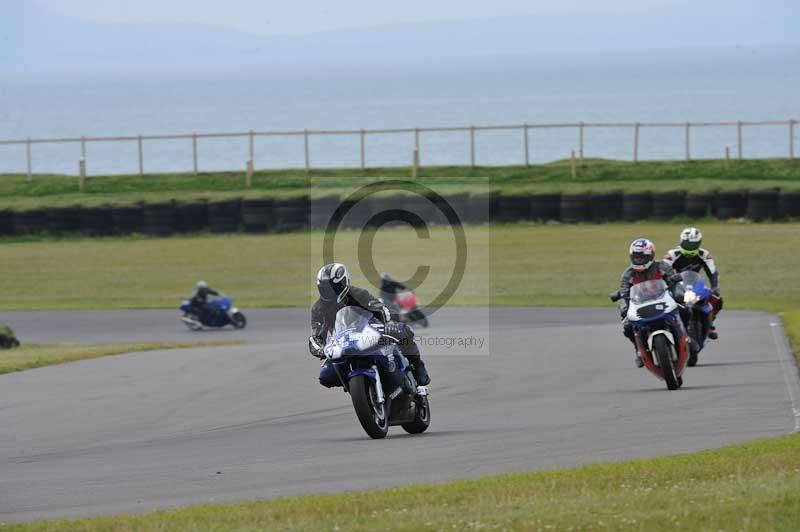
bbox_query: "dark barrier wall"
[3,189,798,237]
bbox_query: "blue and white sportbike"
[676,270,713,366]
[324,306,430,439]
[180,295,247,330]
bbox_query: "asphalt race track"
[1,308,798,523]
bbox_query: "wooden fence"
[0,119,796,180]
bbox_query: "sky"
[29,0,768,36]
[6,0,797,80]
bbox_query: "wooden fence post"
[469,126,476,168]
[789,120,795,160]
[412,148,419,178]
[684,123,691,161]
[579,122,584,163]
[79,158,86,192]
[360,129,365,172]
[725,147,731,170]
[304,129,310,174]
[247,130,254,187]
[737,121,743,160]
[633,123,640,163]
[26,139,32,181]
[523,125,530,166]
[192,133,198,174]
[137,135,144,176]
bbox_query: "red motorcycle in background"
[389,290,429,328]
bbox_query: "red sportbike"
[389,290,429,328]
[612,279,691,390]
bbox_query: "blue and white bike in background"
[676,270,714,366]
[324,306,430,439]
[180,295,247,330]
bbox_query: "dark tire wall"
[2,189,798,237]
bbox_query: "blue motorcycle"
[180,295,247,330]
[676,270,713,366]
[324,306,430,439]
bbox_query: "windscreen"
[332,306,372,337]
[629,279,668,305]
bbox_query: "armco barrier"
[715,191,748,219]
[746,190,779,221]
[529,194,560,221]
[560,193,592,223]
[273,197,309,232]
[142,202,176,236]
[0,210,14,235]
[590,192,623,222]
[651,192,686,221]
[47,207,82,234]
[779,191,800,219]
[208,199,241,233]
[623,193,652,221]
[241,199,272,233]
[13,209,48,234]
[176,202,209,233]
[111,205,143,234]
[685,193,714,218]
[0,189,797,237]
[80,206,113,236]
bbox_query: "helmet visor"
[631,252,652,266]
[317,281,343,302]
[681,239,701,252]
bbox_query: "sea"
[1,46,798,175]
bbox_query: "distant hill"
[3,1,797,79]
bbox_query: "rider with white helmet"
[618,238,679,367]
[663,227,722,339]
[309,263,430,387]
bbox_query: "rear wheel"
[231,312,247,329]
[402,396,431,434]
[653,335,679,391]
[349,375,389,439]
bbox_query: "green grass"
[2,158,800,210]
[4,433,798,531]
[0,223,796,311]
[0,340,244,374]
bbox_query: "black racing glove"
[383,321,402,341]
[308,335,325,359]
[712,287,721,297]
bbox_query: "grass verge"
[0,340,243,374]
[1,158,799,210]
[3,433,798,531]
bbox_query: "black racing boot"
[634,354,644,368]
[708,327,718,340]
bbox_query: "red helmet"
[629,238,655,272]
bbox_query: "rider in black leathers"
[379,272,408,306]
[189,280,218,324]
[309,263,430,387]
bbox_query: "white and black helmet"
[629,238,655,272]
[679,227,703,256]
[316,263,351,302]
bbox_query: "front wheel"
[402,396,430,434]
[349,375,389,439]
[653,335,679,391]
[687,320,702,366]
[231,312,247,329]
